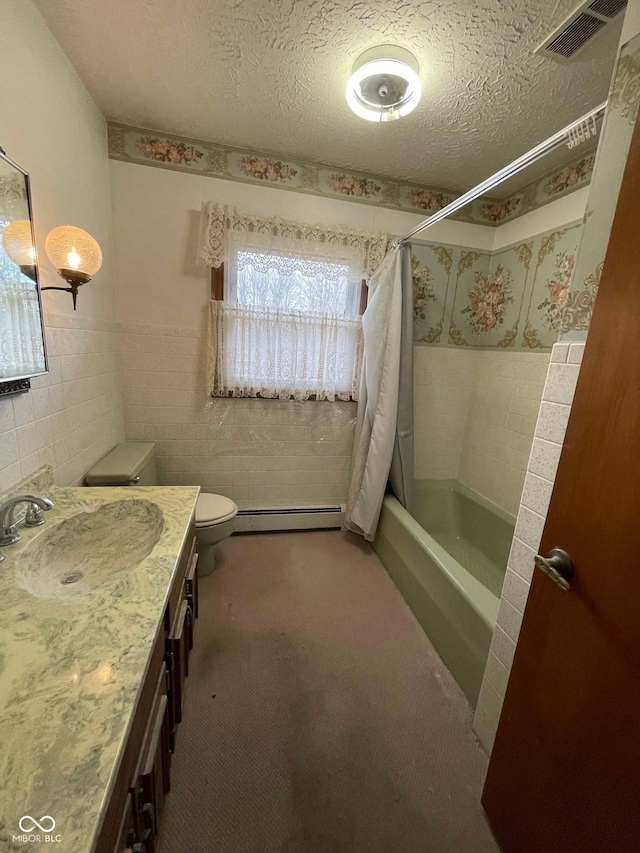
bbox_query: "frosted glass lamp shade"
[45,226,102,278]
[346,45,422,122]
[2,219,36,266]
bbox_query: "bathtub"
[373,480,514,706]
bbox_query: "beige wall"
[109,158,495,330]
[120,321,355,507]
[0,0,123,491]
[109,159,588,505]
[0,1,595,504]
[109,159,496,504]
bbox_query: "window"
[230,250,361,316]
[210,246,363,401]
[198,204,388,402]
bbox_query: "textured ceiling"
[33,0,621,193]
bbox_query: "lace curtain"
[0,176,46,379]
[197,203,388,281]
[198,204,387,401]
[208,301,362,401]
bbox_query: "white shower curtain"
[344,246,404,540]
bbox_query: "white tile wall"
[473,341,585,752]
[458,351,551,517]
[0,311,125,492]
[121,323,355,508]
[413,347,475,479]
[414,346,551,517]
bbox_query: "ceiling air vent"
[536,0,627,63]
[587,0,627,17]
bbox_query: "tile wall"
[413,347,475,480]
[121,322,355,508]
[457,351,551,517]
[0,311,124,492]
[414,347,551,518]
[473,341,584,751]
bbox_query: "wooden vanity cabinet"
[95,528,199,853]
[166,540,198,744]
[129,662,171,853]
[112,795,135,853]
[168,599,189,729]
[185,548,199,623]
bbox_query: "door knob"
[534,548,574,591]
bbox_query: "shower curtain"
[344,244,413,540]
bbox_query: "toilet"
[85,442,237,577]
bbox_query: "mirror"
[0,149,47,390]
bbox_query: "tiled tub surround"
[0,311,125,492]
[457,351,551,517]
[121,323,355,508]
[0,465,199,852]
[413,347,475,480]
[473,342,584,752]
[414,347,551,518]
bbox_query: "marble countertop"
[0,466,199,852]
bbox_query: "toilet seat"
[195,493,238,528]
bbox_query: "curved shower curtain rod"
[391,100,607,249]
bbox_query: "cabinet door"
[167,599,189,728]
[130,662,170,852]
[112,794,136,853]
[138,694,170,853]
[185,550,199,626]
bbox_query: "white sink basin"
[14,499,164,599]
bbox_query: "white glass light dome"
[346,45,422,123]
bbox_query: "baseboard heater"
[234,506,343,533]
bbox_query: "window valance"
[196,202,388,283]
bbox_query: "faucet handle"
[0,494,54,546]
[25,503,47,527]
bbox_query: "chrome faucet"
[0,494,54,556]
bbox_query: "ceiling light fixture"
[346,45,422,123]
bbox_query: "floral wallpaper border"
[559,36,640,337]
[107,122,595,227]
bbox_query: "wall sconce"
[1,219,37,282]
[43,225,102,310]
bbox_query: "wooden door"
[482,111,640,851]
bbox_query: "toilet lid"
[195,493,238,527]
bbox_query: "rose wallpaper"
[561,33,640,335]
[109,124,595,227]
[411,222,584,351]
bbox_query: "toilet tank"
[85,442,158,487]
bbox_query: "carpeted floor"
[158,530,499,853]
